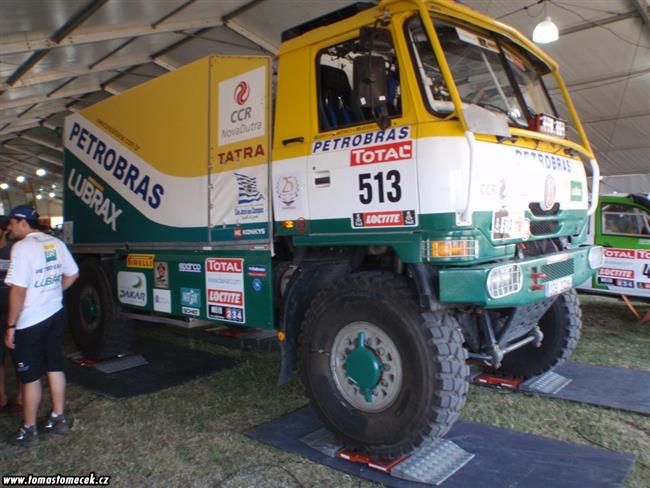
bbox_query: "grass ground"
[0,293,648,487]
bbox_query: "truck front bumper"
[438,246,602,308]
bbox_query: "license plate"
[545,275,572,297]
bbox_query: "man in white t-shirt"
[4,205,79,447]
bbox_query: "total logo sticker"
[350,141,412,166]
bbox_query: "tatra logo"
[67,167,123,231]
[235,81,249,105]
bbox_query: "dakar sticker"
[117,271,147,307]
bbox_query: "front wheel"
[298,272,468,458]
[498,289,582,378]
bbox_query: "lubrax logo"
[67,167,122,231]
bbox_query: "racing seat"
[319,65,362,129]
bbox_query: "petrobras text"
[68,121,164,209]
[312,126,410,154]
[67,167,123,231]
[514,148,574,173]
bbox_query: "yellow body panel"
[81,58,211,177]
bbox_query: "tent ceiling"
[1,0,649,200]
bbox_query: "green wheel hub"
[330,321,403,413]
[345,332,383,402]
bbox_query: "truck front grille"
[530,220,560,236]
[529,202,560,216]
[541,259,574,283]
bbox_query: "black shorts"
[12,310,65,384]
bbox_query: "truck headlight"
[588,246,604,269]
[487,264,523,299]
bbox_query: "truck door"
[593,196,650,298]
[306,29,420,234]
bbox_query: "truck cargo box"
[63,55,271,246]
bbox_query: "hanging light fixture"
[36,168,47,176]
[16,175,25,183]
[533,1,559,44]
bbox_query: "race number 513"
[358,170,402,205]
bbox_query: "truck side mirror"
[353,55,390,129]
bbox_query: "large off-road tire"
[66,259,134,359]
[498,289,581,378]
[298,271,469,458]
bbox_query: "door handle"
[282,137,304,146]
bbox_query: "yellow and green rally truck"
[63,0,604,457]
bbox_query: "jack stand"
[67,351,148,374]
[301,428,474,486]
[472,370,571,395]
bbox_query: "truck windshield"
[406,17,555,126]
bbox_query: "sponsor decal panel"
[233,226,267,239]
[352,210,416,228]
[180,287,201,307]
[127,253,154,269]
[154,261,169,288]
[570,181,583,201]
[178,262,201,273]
[492,208,530,241]
[205,258,245,323]
[246,265,267,277]
[598,268,634,279]
[182,306,200,317]
[350,141,412,166]
[312,126,410,154]
[117,271,147,307]
[153,288,171,313]
[218,66,266,146]
[597,247,650,296]
[67,167,123,231]
[233,172,265,222]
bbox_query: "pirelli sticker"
[127,253,155,269]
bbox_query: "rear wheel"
[298,271,468,458]
[66,259,133,359]
[498,289,581,378]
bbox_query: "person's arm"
[62,273,79,290]
[4,284,27,349]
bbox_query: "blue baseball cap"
[8,204,39,222]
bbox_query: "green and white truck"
[62,0,604,457]
[579,193,650,299]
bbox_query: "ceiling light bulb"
[533,16,559,44]
[16,176,25,183]
[0,183,8,190]
[51,184,57,188]
[36,194,43,200]
[36,168,46,176]
[49,192,55,198]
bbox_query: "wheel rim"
[80,286,101,333]
[330,321,403,413]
